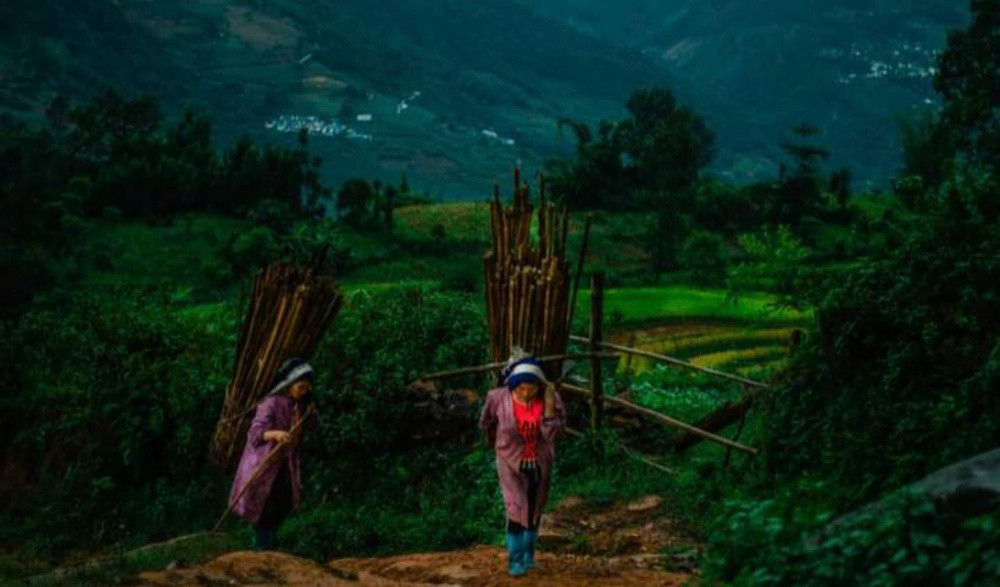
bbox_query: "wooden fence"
[416,270,770,467]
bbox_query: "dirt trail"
[137,495,697,586]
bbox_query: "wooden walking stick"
[213,404,316,532]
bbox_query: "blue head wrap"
[267,358,314,396]
[503,357,547,390]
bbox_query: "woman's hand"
[263,430,290,444]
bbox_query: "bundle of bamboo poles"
[484,169,571,379]
[209,248,342,467]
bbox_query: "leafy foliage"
[0,92,333,316]
[546,87,714,211]
[7,91,327,222]
[677,230,729,287]
[934,0,1000,172]
[726,225,814,309]
[760,166,1000,502]
[0,282,486,563]
[706,487,1000,586]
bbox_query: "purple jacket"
[478,386,567,527]
[228,394,315,525]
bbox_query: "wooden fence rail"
[415,352,619,383]
[561,383,758,455]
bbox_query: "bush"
[0,281,487,562]
[303,285,487,496]
[0,284,237,557]
[678,230,728,286]
[760,166,1000,502]
[706,487,1000,586]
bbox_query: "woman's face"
[515,382,539,400]
[289,379,311,400]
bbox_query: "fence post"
[723,383,751,469]
[589,272,604,434]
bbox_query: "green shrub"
[0,281,487,563]
[0,283,237,557]
[705,487,1000,586]
[760,169,1000,502]
[678,230,729,287]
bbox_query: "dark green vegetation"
[0,0,680,198]
[699,3,1000,583]
[2,1,1000,585]
[0,90,326,315]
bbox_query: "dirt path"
[137,495,697,586]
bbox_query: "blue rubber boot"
[524,529,538,569]
[253,527,274,551]
[505,531,527,577]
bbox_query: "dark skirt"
[256,461,293,530]
[507,462,541,533]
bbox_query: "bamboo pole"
[483,169,573,370]
[589,273,604,433]
[211,257,341,466]
[564,427,674,474]
[561,384,757,455]
[565,214,592,339]
[413,352,620,383]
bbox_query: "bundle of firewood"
[483,170,571,378]
[209,249,342,467]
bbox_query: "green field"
[84,216,802,382]
[578,286,809,326]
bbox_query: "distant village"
[264,115,373,140]
[831,41,940,85]
[266,111,517,147]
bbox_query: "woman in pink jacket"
[229,358,317,551]
[479,355,567,576]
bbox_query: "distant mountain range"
[0,1,971,197]
[521,0,970,188]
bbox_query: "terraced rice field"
[610,322,799,377]
[580,286,808,378]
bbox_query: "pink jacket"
[479,386,567,527]
[228,394,315,525]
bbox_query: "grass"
[689,345,788,370]
[622,327,794,357]
[20,532,246,586]
[618,322,797,375]
[80,214,248,299]
[394,203,492,244]
[393,203,653,280]
[584,286,809,328]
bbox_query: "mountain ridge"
[0,1,973,196]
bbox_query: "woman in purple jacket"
[479,355,567,576]
[229,358,318,551]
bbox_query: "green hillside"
[0,0,974,197]
[522,0,971,188]
[0,0,684,199]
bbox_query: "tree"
[547,118,625,209]
[768,123,829,232]
[934,0,1000,171]
[336,178,375,227]
[678,230,728,286]
[616,87,715,198]
[546,87,714,211]
[644,205,691,279]
[383,185,397,231]
[761,165,1000,497]
[828,166,852,216]
[899,109,954,187]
